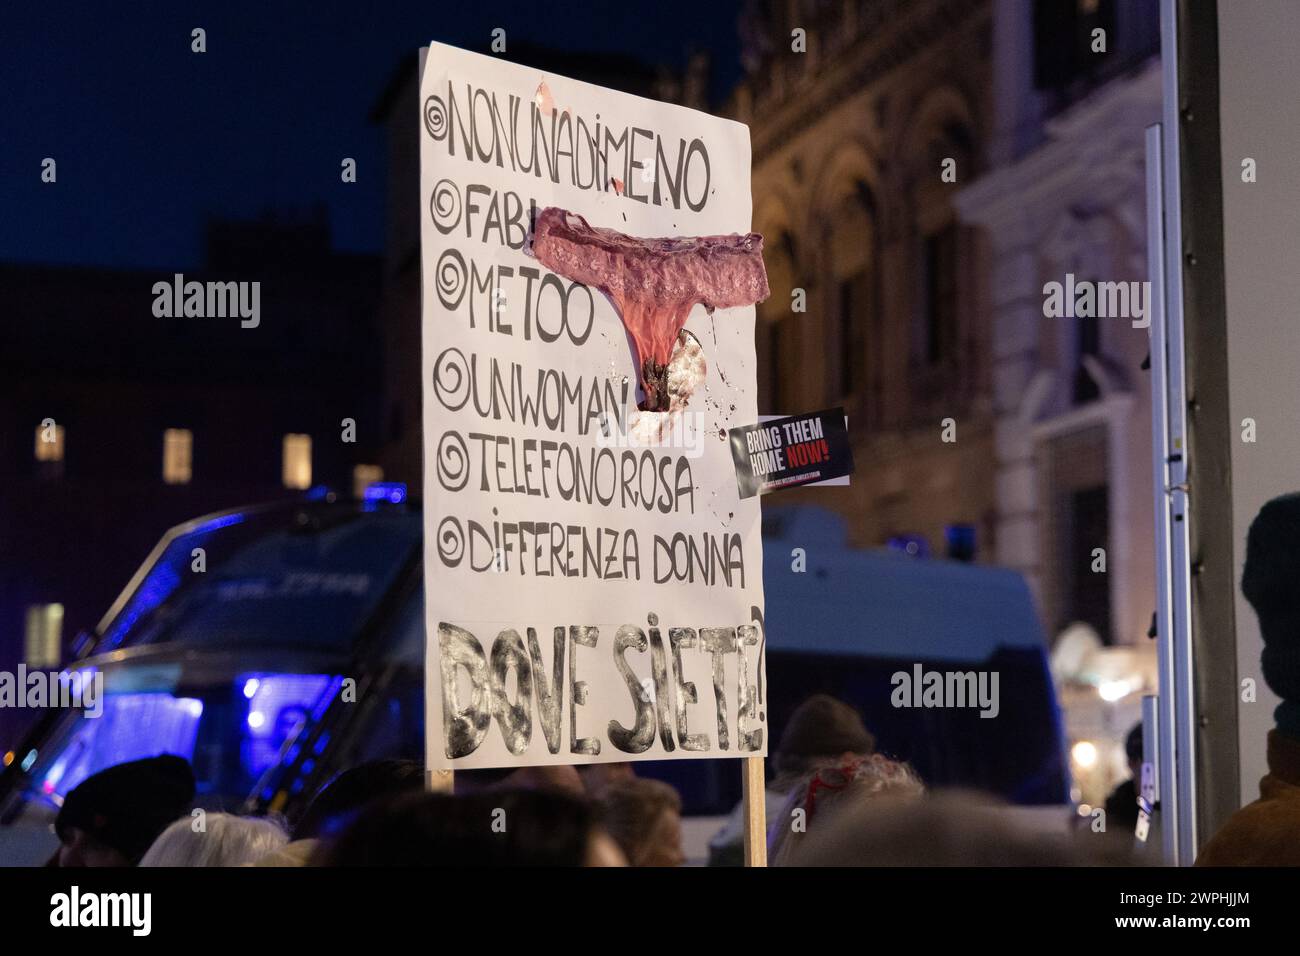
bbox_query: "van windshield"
[94,505,421,655]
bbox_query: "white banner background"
[419,42,766,769]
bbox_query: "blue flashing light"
[304,485,332,502]
[238,673,337,779]
[364,482,407,504]
[887,534,931,559]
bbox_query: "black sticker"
[728,408,854,499]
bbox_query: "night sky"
[0,1,744,270]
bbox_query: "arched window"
[911,119,974,377]
[759,230,798,414]
[826,180,875,404]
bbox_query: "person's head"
[55,755,195,867]
[770,753,923,866]
[1242,494,1300,728]
[139,813,288,867]
[782,789,1131,866]
[773,694,876,784]
[453,763,585,798]
[322,788,626,867]
[577,761,636,797]
[1125,724,1144,781]
[599,777,685,867]
[295,758,425,839]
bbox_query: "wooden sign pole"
[742,755,767,867]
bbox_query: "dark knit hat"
[55,755,196,864]
[1242,494,1300,736]
[1125,723,1144,764]
[775,694,875,774]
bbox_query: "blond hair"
[140,813,288,867]
[770,754,924,866]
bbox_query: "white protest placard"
[419,42,766,770]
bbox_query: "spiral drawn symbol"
[436,430,470,492]
[424,95,448,141]
[432,347,471,411]
[435,248,467,310]
[429,179,462,234]
[436,515,465,567]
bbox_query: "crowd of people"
[47,690,1131,868]
[41,493,1300,867]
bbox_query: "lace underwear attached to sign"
[530,206,770,411]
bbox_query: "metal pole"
[1162,0,1200,863]
[1144,121,1180,865]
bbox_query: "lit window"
[24,604,63,668]
[353,464,384,499]
[34,422,64,462]
[282,434,312,489]
[163,428,193,484]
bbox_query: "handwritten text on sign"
[419,43,766,769]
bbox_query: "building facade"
[732,0,1000,560]
[732,0,1159,654]
[729,0,1161,802]
[956,0,1160,648]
